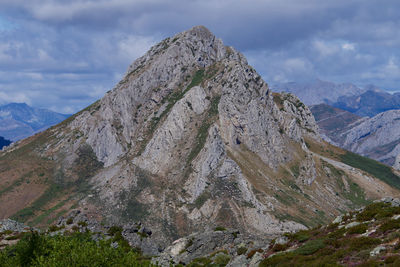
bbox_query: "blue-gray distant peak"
[0,103,70,141]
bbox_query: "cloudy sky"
[0,0,399,113]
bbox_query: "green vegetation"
[260,201,400,266]
[11,183,64,223]
[214,226,226,232]
[346,223,368,235]
[236,246,247,255]
[193,191,211,209]
[295,239,326,255]
[340,151,400,189]
[356,202,400,221]
[0,231,152,266]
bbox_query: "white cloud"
[0,92,31,105]
[118,35,156,62]
[342,42,355,51]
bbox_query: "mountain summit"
[1,26,398,247]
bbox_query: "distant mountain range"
[311,104,400,169]
[0,103,70,141]
[273,80,400,117]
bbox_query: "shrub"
[66,218,73,225]
[287,230,311,242]
[213,253,231,266]
[347,224,368,235]
[214,226,226,232]
[237,246,248,255]
[107,226,123,236]
[295,239,325,255]
[272,243,289,252]
[348,237,380,251]
[378,219,400,233]
[77,221,88,227]
[0,231,151,266]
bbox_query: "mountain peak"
[2,26,399,251]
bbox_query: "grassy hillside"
[261,201,400,266]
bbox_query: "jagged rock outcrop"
[1,26,399,251]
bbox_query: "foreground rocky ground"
[2,197,400,266]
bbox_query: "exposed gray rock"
[394,153,400,171]
[345,221,360,229]
[227,254,248,267]
[3,25,397,254]
[154,229,270,266]
[0,219,29,232]
[249,251,264,267]
[341,110,400,166]
[370,245,386,257]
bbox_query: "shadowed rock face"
[1,26,399,248]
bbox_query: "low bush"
[0,231,151,266]
[295,239,325,255]
[378,219,400,233]
[347,223,368,235]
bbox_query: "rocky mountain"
[272,80,364,106]
[274,81,400,117]
[310,103,365,146]
[1,26,399,252]
[0,136,11,150]
[333,89,400,117]
[311,104,400,169]
[338,109,400,167]
[0,103,70,141]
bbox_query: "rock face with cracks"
[1,26,399,250]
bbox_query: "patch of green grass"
[340,151,400,189]
[214,226,226,231]
[213,253,231,266]
[295,239,326,255]
[11,183,64,223]
[30,198,69,225]
[286,230,311,242]
[343,180,370,208]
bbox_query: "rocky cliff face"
[339,110,400,167]
[1,26,399,249]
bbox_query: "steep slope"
[0,26,399,249]
[339,110,400,166]
[310,104,400,170]
[310,103,365,145]
[0,103,70,141]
